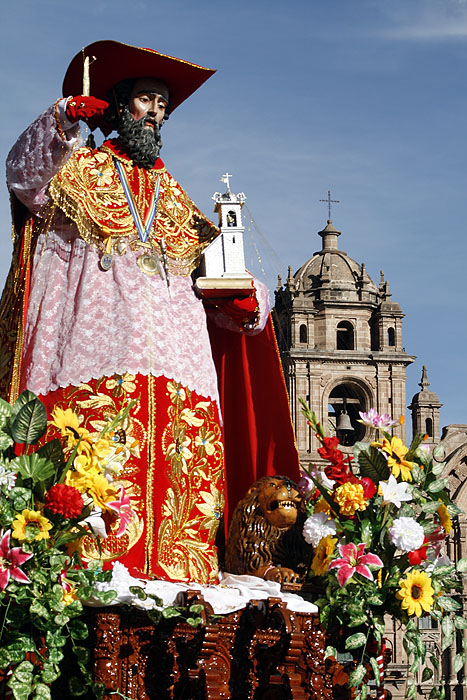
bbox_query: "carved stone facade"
[273,218,415,469]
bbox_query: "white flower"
[389,517,424,552]
[380,475,412,508]
[303,512,337,547]
[80,508,108,538]
[0,464,16,491]
[315,470,335,491]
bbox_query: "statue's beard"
[117,106,162,169]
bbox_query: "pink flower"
[0,530,33,590]
[106,488,133,537]
[359,409,397,429]
[328,542,383,587]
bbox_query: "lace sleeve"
[6,100,80,215]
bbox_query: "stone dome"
[294,220,379,304]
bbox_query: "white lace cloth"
[86,562,318,615]
[7,104,269,402]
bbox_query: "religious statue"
[0,41,300,584]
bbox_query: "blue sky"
[1,0,466,430]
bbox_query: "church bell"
[336,410,353,432]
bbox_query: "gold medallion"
[137,253,160,276]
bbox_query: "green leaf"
[90,590,116,605]
[453,653,465,674]
[348,664,366,688]
[30,600,49,618]
[422,667,434,682]
[454,616,467,630]
[11,396,47,444]
[162,607,182,619]
[9,486,31,511]
[324,646,337,659]
[39,664,60,685]
[129,585,147,600]
[356,445,390,483]
[69,619,89,641]
[186,617,202,627]
[421,500,444,514]
[8,681,32,700]
[11,660,34,684]
[345,632,367,650]
[72,646,90,665]
[360,519,373,547]
[366,592,385,606]
[456,558,467,573]
[411,464,425,484]
[36,439,65,473]
[432,565,455,578]
[68,676,88,696]
[0,397,12,427]
[426,478,449,494]
[189,603,204,614]
[14,453,55,484]
[369,655,381,683]
[0,431,13,450]
[431,461,445,476]
[33,683,52,700]
[441,616,454,651]
[438,597,462,612]
[430,654,440,673]
[406,681,417,699]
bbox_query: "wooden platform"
[87,591,350,699]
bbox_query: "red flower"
[361,477,377,500]
[44,484,84,519]
[317,436,341,461]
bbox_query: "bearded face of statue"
[116,78,169,169]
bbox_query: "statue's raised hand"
[66,96,109,124]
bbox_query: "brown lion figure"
[224,475,314,584]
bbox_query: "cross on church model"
[194,174,252,294]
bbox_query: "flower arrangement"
[299,399,467,700]
[0,390,140,700]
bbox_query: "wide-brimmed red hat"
[63,40,216,114]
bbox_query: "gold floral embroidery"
[158,381,224,583]
[49,146,218,275]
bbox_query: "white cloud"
[375,0,467,41]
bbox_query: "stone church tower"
[273,217,415,468]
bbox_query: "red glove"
[66,96,109,124]
[215,294,259,327]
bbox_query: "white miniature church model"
[195,174,252,291]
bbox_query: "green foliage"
[300,398,466,697]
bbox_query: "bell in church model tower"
[273,205,415,468]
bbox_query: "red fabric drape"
[207,315,300,524]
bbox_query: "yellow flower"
[50,407,91,451]
[311,535,337,576]
[62,583,78,606]
[87,474,118,511]
[437,503,452,535]
[12,509,53,542]
[396,570,434,617]
[334,482,368,517]
[372,436,414,482]
[314,498,332,515]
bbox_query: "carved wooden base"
[87,592,347,700]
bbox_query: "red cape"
[207,315,300,524]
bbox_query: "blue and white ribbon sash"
[114,159,160,244]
